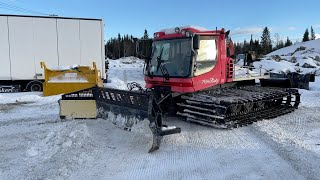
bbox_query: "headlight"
[180,29,186,36]
[174,27,180,33]
[186,30,193,37]
[154,33,160,38]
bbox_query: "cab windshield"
[145,38,192,77]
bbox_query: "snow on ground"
[300,77,320,108]
[234,66,263,78]
[105,57,145,89]
[1,56,320,179]
[237,39,320,75]
[268,39,320,58]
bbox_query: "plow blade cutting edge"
[59,87,181,152]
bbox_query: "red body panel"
[146,27,234,93]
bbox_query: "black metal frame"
[260,72,316,90]
[0,14,102,21]
[61,86,181,152]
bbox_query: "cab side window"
[194,36,218,76]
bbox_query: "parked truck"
[0,14,105,92]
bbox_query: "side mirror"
[225,30,230,38]
[193,34,200,50]
[136,39,153,60]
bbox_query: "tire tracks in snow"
[249,108,320,180]
[0,103,59,126]
[123,70,128,84]
[107,118,302,179]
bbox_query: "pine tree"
[243,40,248,52]
[302,29,310,42]
[311,26,316,40]
[278,40,284,49]
[285,37,293,47]
[254,39,262,56]
[106,33,140,59]
[143,29,149,39]
[260,27,272,54]
[234,42,241,55]
[249,34,254,51]
[117,33,121,58]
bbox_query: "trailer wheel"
[27,81,43,92]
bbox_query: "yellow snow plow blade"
[41,62,103,96]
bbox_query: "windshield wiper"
[156,47,170,80]
[156,47,164,72]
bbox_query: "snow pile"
[247,39,320,75]
[48,75,88,83]
[268,39,320,58]
[108,56,144,69]
[104,77,127,90]
[234,66,262,78]
[51,64,83,71]
[23,122,96,179]
[105,56,146,90]
[0,92,60,105]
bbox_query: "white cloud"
[313,24,320,28]
[288,26,296,31]
[231,27,264,36]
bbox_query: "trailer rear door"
[0,16,11,80]
[8,16,35,80]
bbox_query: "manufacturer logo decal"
[202,78,219,84]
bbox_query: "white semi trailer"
[0,14,105,92]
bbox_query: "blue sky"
[1,0,320,43]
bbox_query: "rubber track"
[177,86,300,129]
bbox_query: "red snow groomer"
[60,26,301,152]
